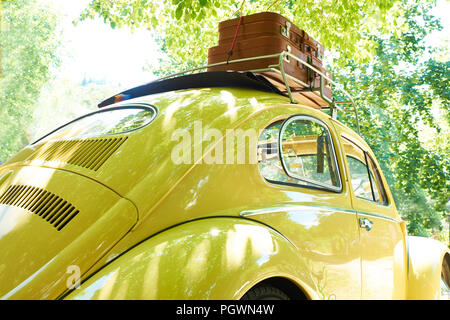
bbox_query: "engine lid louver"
[0,185,79,231]
[27,137,127,171]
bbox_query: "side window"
[342,137,387,204]
[258,121,289,183]
[367,155,387,203]
[258,116,341,191]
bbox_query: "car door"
[340,134,407,299]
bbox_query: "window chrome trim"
[263,177,343,193]
[278,114,343,193]
[31,103,158,145]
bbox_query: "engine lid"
[0,165,137,299]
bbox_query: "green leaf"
[175,4,184,20]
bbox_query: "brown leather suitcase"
[217,12,324,61]
[207,12,332,108]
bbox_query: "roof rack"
[160,51,360,134]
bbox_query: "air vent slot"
[0,185,79,231]
[28,137,128,171]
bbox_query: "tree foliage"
[331,0,449,238]
[80,0,410,74]
[0,0,61,162]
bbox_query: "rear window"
[33,105,157,144]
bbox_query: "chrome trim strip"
[240,205,402,223]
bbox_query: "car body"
[0,71,448,300]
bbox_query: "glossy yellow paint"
[0,86,448,300]
[331,120,408,299]
[64,218,317,300]
[0,166,137,299]
[79,98,365,300]
[230,106,362,299]
[406,236,449,299]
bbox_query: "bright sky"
[427,0,450,56]
[46,0,159,89]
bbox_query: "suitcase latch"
[317,44,323,59]
[281,21,291,38]
[284,45,291,62]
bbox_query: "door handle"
[359,218,373,231]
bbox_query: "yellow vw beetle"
[0,70,448,300]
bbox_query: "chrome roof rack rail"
[160,51,360,134]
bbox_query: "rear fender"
[407,236,450,299]
[64,217,317,300]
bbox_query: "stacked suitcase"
[207,12,332,108]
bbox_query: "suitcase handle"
[280,21,291,38]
